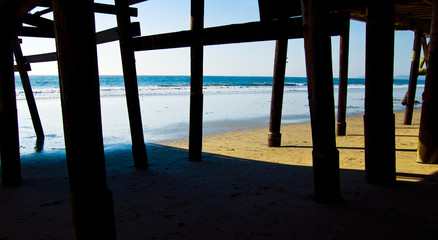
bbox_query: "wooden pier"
[1,0,437,238]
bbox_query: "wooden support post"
[404,31,422,125]
[364,2,396,184]
[336,15,350,136]
[268,38,288,147]
[418,0,438,164]
[13,38,45,151]
[189,0,204,161]
[115,0,148,169]
[301,0,340,203]
[0,8,21,187]
[52,0,116,238]
[421,36,429,68]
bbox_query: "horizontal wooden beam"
[94,3,138,17]
[13,63,31,72]
[133,14,348,51]
[23,52,57,63]
[18,20,140,39]
[21,22,141,64]
[96,22,141,44]
[128,0,148,5]
[17,26,54,38]
[33,2,138,16]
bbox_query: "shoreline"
[163,108,438,175]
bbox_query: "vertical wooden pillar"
[189,0,204,161]
[337,15,350,136]
[364,2,396,184]
[418,0,438,164]
[52,0,116,238]
[268,39,288,147]
[13,38,45,151]
[115,0,148,169]
[404,31,422,125]
[301,0,340,203]
[0,7,21,187]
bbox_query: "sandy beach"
[1,108,438,239]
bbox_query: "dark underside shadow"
[1,143,437,239]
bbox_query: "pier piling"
[268,38,288,147]
[418,0,438,164]
[404,31,422,125]
[364,1,396,184]
[0,7,21,187]
[52,0,116,238]
[189,0,204,161]
[301,0,341,203]
[337,15,350,136]
[115,0,148,169]
[13,38,45,151]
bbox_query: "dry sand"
[1,109,438,239]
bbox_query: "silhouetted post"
[13,38,45,151]
[268,39,288,147]
[189,0,204,161]
[418,0,438,164]
[301,0,340,203]
[115,0,148,169]
[364,2,396,184]
[0,8,21,187]
[52,0,116,238]
[404,31,422,125]
[337,15,350,136]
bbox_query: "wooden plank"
[21,22,141,64]
[52,0,116,238]
[17,26,54,38]
[337,14,350,136]
[18,19,140,40]
[13,63,31,72]
[418,0,438,164]
[133,14,347,51]
[20,13,54,28]
[96,22,141,44]
[128,0,148,5]
[13,38,45,150]
[268,38,288,147]
[301,0,340,203]
[115,0,148,169]
[364,1,396,185]
[34,1,139,16]
[0,8,21,188]
[16,0,47,16]
[94,2,138,17]
[404,31,422,125]
[24,52,57,63]
[188,0,204,162]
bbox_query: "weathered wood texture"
[337,15,350,136]
[189,0,204,161]
[418,0,438,164]
[268,38,288,147]
[404,31,422,125]
[301,0,340,203]
[13,38,45,150]
[364,2,396,184]
[133,15,347,52]
[52,0,116,238]
[0,7,21,187]
[115,0,148,169]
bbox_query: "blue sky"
[21,0,417,78]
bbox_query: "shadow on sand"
[1,143,437,239]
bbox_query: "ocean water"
[15,75,425,155]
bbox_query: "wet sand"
[1,108,438,239]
